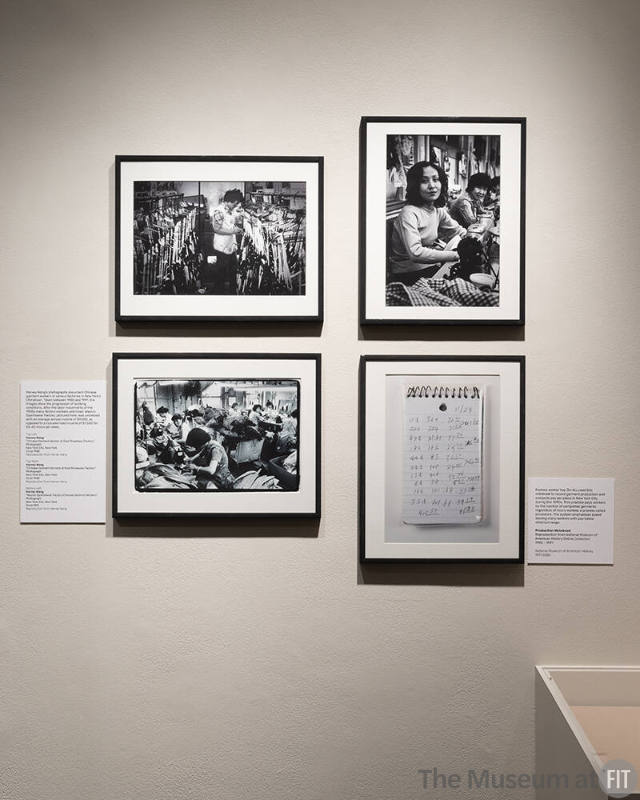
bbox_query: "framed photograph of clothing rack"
[115,156,323,323]
[359,355,525,563]
[359,117,526,325]
[113,353,321,518]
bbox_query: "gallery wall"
[3,0,639,798]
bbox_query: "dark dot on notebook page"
[439,403,447,411]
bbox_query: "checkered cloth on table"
[386,277,499,307]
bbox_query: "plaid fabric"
[386,282,454,306]
[386,277,499,308]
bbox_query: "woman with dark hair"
[248,404,263,425]
[449,172,492,227]
[389,161,466,279]
[148,424,183,466]
[212,188,245,294]
[165,412,183,439]
[155,406,170,426]
[483,176,500,221]
[183,427,234,490]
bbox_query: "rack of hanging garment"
[133,195,200,295]
[239,207,306,296]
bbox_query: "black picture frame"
[359,355,525,563]
[116,155,324,324]
[359,116,526,326]
[113,352,321,519]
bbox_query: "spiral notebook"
[403,382,484,525]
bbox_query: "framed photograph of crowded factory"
[115,156,323,322]
[112,353,320,518]
[359,117,526,325]
[359,355,525,562]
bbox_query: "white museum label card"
[527,478,614,564]
[21,381,107,523]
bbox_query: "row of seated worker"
[135,402,298,468]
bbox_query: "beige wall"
[2,0,639,798]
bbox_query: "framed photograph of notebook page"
[359,355,524,563]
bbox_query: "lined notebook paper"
[403,384,484,525]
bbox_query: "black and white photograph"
[116,157,323,322]
[359,355,524,562]
[113,353,320,518]
[134,378,300,492]
[132,181,306,297]
[360,117,525,325]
